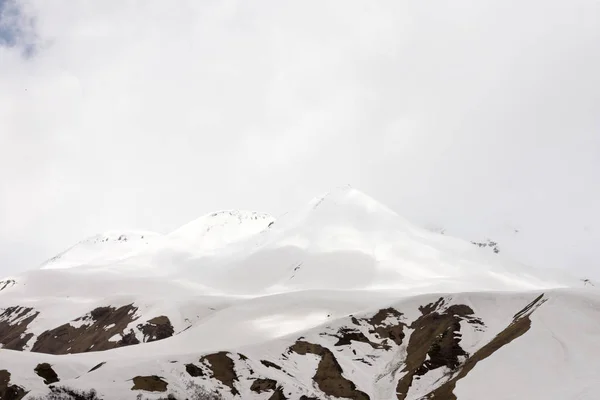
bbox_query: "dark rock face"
[0,370,27,400]
[0,279,16,292]
[138,316,174,342]
[363,308,406,346]
[131,375,168,392]
[396,298,476,400]
[250,378,288,399]
[425,294,546,400]
[0,306,39,350]
[289,340,370,400]
[88,362,106,373]
[185,363,204,377]
[250,378,277,393]
[333,328,385,349]
[118,330,140,346]
[29,305,174,355]
[200,352,239,395]
[260,360,282,370]
[32,304,140,354]
[34,363,60,384]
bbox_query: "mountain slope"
[177,185,575,294]
[2,289,598,400]
[0,186,595,400]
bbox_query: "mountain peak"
[167,209,274,252]
[309,185,398,216]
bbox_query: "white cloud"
[1,0,599,277]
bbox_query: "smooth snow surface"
[167,210,274,252]
[1,186,596,400]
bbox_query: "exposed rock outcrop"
[290,340,370,400]
[0,370,27,400]
[131,375,168,392]
[185,363,204,377]
[32,304,140,354]
[0,306,39,350]
[138,316,174,342]
[0,279,16,291]
[200,352,239,395]
[250,378,278,393]
[424,294,546,400]
[396,298,479,399]
[34,363,60,384]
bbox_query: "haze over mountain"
[1,0,599,281]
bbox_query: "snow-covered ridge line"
[39,230,162,270]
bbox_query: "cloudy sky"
[1,0,599,278]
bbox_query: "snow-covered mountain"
[1,186,598,400]
[39,231,162,270]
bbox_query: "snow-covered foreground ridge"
[1,186,598,399]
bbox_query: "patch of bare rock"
[29,304,174,354]
[138,316,174,342]
[0,306,39,350]
[0,279,16,291]
[131,376,168,392]
[0,369,27,400]
[32,304,140,354]
[88,362,106,373]
[395,298,478,399]
[424,294,546,399]
[34,363,60,385]
[200,352,239,395]
[289,340,370,400]
[185,363,204,377]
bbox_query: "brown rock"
[0,306,39,350]
[138,316,174,342]
[31,304,139,354]
[185,363,204,377]
[250,378,277,393]
[333,328,385,349]
[425,294,546,400]
[34,363,60,384]
[0,370,27,400]
[363,308,406,346]
[290,340,369,400]
[88,362,106,373]
[131,375,168,392]
[260,360,283,370]
[200,352,239,395]
[396,299,474,400]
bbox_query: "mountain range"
[1,185,598,400]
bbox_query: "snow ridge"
[40,231,161,270]
[166,209,274,252]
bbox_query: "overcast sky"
[1,0,599,279]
